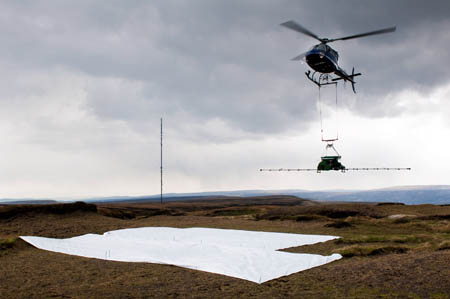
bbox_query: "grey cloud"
[0,0,449,141]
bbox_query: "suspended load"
[317,143,345,172]
[260,141,410,173]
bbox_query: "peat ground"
[1,196,450,298]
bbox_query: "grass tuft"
[295,215,321,222]
[337,245,408,257]
[0,237,17,255]
[324,221,353,228]
[437,240,450,251]
[335,235,428,246]
[392,217,413,224]
[206,208,258,217]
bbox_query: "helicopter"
[280,20,396,93]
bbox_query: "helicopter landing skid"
[305,71,337,88]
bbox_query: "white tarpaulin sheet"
[21,227,341,283]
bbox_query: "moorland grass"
[0,237,17,256]
[206,208,259,217]
[1,199,450,298]
[438,240,450,251]
[0,237,16,249]
[335,234,429,245]
[336,244,409,257]
[0,201,97,220]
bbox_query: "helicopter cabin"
[306,44,339,74]
[317,155,346,172]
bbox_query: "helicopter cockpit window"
[329,48,339,59]
[315,44,326,51]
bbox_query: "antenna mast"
[160,117,163,204]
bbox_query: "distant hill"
[82,185,450,205]
[288,185,450,205]
[1,185,449,205]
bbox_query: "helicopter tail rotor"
[331,67,362,93]
[351,67,356,93]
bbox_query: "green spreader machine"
[260,142,410,173]
[317,143,345,172]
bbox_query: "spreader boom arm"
[345,168,411,171]
[260,167,411,172]
[260,168,317,172]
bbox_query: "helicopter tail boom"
[333,67,361,93]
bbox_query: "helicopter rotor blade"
[280,20,323,43]
[291,52,308,61]
[328,26,396,42]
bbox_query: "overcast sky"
[1,0,449,199]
